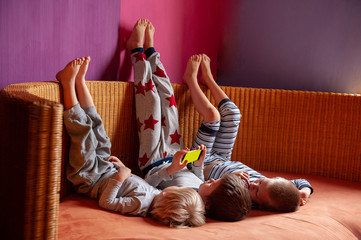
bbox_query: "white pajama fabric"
[132,51,203,190]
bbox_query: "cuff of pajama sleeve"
[218,98,232,109]
[64,103,84,120]
[300,185,314,194]
[156,167,173,181]
[83,105,97,115]
[199,121,220,136]
[190,165,204,182]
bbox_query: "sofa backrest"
[2,80,361,199]
[2,80,360,240]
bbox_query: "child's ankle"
[131,47,144,54]
[145,47,155,58]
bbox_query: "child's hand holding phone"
[188,145,206,167]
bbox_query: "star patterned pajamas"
[131,51,203,190]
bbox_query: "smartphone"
[181,149,203,164]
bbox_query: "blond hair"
[263,177,300,212]
[151,187,205,228]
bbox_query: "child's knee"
[203,106,220,122]
[219,103,241,122]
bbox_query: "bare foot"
[144,21,155,50]
[183,55,201,85]
[56,58,83,86]
[200,54,214,85]
[76,56,91,83]
[126,19,148,50]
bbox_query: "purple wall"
[218,0,361,94]
[0,0,120,90]
[2,0,361,94]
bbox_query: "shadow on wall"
[218,0,361,94]
[101,25,122,81]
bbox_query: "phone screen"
[181,149,203,164]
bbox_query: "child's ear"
[204,200,211,210]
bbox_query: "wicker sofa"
[1,81,360,240]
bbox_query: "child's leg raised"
[75,56,112,159]
[75,56,94,109]
[183,55,220,123]
[145,21,183,154]
[129,19,164,170]
[58,58,114,197]
[200,54,228,106]
[200,54,241,161]
[183,55,220,153]
[56,58,83,110]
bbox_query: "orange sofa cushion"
[58,171,361,239]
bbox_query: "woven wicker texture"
[1,80,360,240]
[0,83,63,240]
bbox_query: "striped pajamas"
[192,98,241,163]
[192,98,313,191]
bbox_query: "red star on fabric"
[163,152,167,158]
[166,94,177,108]
[135,83,146,96]
[153,66,166,78]
[134,52,146,62]
[170,129,181,145]
[145,79,155,93]
[139,153,149,167]
[136,118,143,132]
[161,116,166,127]
[144,115,159,131]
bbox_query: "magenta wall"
[119,0,226,83]
[0,0,120,90]
[2,0,361,94]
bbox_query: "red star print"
[161,116,166,127]
[139,153,149,167]
[163,152,167,158]
[136,118,143,132]
[166,94,177,108]
[170,129,181,145]
[153,66,166,78]
[135,83,146,96]
[144,115,159,130]
[134,52,146,62]
[145,79,155,93]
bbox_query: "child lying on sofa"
[128,19,252,222]
[56,56,205,228]
[182,53,314,213]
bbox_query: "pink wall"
[119,0,225,84]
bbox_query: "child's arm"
[189,145,206,181]
[98,177,143,215]
[144,149,192,187]
[299,187,312,206]
[166,149,189,175]
[98,165,153,216]
[291,179,314,206]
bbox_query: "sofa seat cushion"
[58,172,361,240]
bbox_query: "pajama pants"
[192,98,242,166]
[64,104,117,199]
[132,52,183,171]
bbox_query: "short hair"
[206,174,252,221]
[263,177,300,212]
[150,187,205,228]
